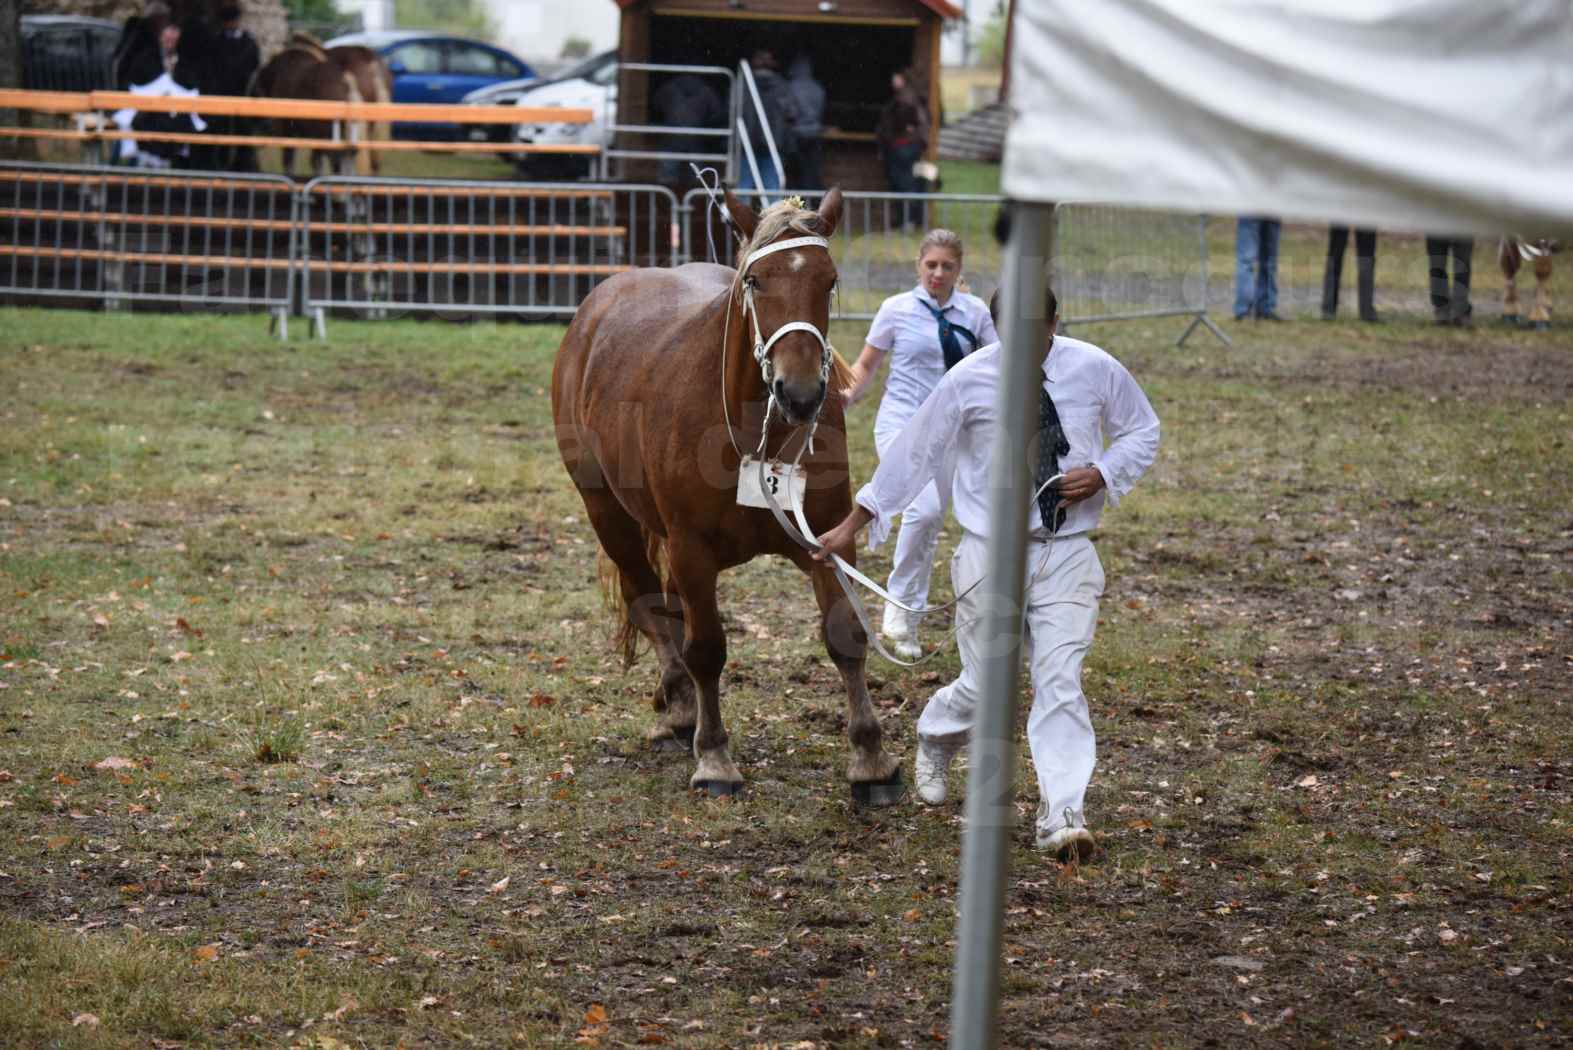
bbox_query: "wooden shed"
[610,0,959,190]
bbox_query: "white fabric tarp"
[1002,1,1573,235]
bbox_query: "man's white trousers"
[916,530,1104,834]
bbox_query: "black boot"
[1320,256,1340,320]
[1356,254,1380,323]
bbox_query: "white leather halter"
[738,235,834,391]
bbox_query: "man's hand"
[1056,466,1105,506]
[813,505,874,563]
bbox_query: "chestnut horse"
[552,190,902,801]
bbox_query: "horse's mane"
[732,200,855,391]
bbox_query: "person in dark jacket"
[786,54,827,191]
[652,72,726,186]
[738,49,798,194]
[211,4,261,171]
[877,68,928,228]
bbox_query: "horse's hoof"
[649,726,696,752]
[693,779,744,798]
[851,769,906,807]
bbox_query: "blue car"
[324,30,535,140]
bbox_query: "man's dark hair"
[988,283,1059,326]
[219,3,243,21]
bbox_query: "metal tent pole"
[948,199,1054,1050]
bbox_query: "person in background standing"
[839,229,998,659]
[1321,226,1380,322]
[876,68,928,228]
[737,49,798,194]
[212,4,261,172]
[786,54,826,191]
[1234,216,1283,321]
[652,73,726,186]
[1427,234,1474,326]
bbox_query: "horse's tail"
[340,70,367,173]
[597,531,669,671]
[368,60,392,175]
[826,345,856,394]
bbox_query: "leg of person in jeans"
[1257,219,1282,318]
[1234,218,1261,320]
[1322,226,1349,319]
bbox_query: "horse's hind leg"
[1530,252,1553,329]
[792,551,901,802]
[1500,239,1522,325]
[579,491,696,748]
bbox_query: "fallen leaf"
[528,693,555,708]
[175,617,203,638]
[489,876,511,895]
[93,756,137,772]
[418,995,442,1010]
[902,908,922,922]
[72,1013,100,1028]
[1295,774,1320,788]
[192,943,220,963]
[584,1003,608,1025]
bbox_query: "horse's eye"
[743,276,760,291]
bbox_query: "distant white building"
[480,0,618,67]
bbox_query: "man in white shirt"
[815,284,1160,860]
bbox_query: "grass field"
[1,305,1570,1048]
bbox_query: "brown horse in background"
[251,34,363,177]
[324,44,393,175]
[552,189,902,801]
[1499,237,1560,330]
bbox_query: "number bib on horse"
[736,456,806,514]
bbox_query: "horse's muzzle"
[774,378,827,424]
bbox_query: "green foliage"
[286,0,344,23]
[394,0,495,39]
[977,1,1008,68]
[560,34,591,59]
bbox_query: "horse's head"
[726,188,844,426]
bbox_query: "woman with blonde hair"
[842,228,998,658]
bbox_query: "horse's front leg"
[667,540,742,795]
[793,551,902,803]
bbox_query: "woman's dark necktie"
[918,298,979,371]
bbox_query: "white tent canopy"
[1003,0,1573,235]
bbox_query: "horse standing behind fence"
[552,189,903,802]
[324,44,392,176]
[251,34,362,177]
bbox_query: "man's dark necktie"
[1035,382,1071,533]
[918,298,979,371]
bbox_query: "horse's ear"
[815,187,843,238]
[723,189,758,241]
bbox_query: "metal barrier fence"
[0,161,1224,345]
[0,160,297,331]
[298,176,680,334]
[681,187,1227,345]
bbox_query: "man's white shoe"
[1036,805,1097,862]
[1037,824,1097,863]
[913,739,957,805]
